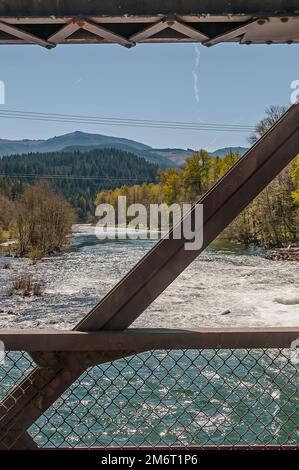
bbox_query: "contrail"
[192,44,201,104]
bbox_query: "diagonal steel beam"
[0,21,55,48]
[47,20,81,44]
[81,20,135,48]
[1,103,299,448]
[0,431,38,450]
[0,350,144,449]
[170,20,209,42]
[203,19,267,47]
[129,20,170,43]
[129,17,208,43]
[0,426,38,450]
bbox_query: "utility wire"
[0,173,240,183]
[0,109,255,133]
[0,173,155,181]
[0,109,252,182]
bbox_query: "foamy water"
[0,225,298,329]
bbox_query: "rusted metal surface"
[1,328,299,351]
[1,104,299,449]
[0,1,298,17]
[0,432,38,450]
[0,1,299,46]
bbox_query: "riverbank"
[3,224,298,262]
[264,244,299,261]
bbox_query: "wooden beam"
[1,328,298,351]
[0,21,55,48]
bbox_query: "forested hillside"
[0,148,158,220]
[0,131,177,167]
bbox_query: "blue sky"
[0,42,298,151]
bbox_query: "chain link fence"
[0,348,298,448]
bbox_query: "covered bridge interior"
[0,0,298,451]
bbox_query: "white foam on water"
[0,225,298,329]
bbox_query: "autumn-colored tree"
[16,181,75,258]
[290,155,299,205]
[226,106,298,247]
[159,168,183,205]
[95,105,298,249]
[219,152,240,177]
[0,195,16,243]
[183,149,212,200]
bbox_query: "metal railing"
[0,328,298,449]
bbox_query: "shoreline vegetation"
[94,107,298,255]
[0,151,298,261]
[95,152,298,253]
[0,182,75,260]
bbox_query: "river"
[0,226,298,447]
[0,224,298,329]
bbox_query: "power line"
[0,173,156,181]
[0,109,256,133]
[0,173,242,183]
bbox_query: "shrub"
[8,275,42,297]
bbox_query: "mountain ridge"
[0,131,248,166]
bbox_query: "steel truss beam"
[0,103,299,449]
[0,20,54,48]
[81,20,135,48]
[0,16,208,47]
[47,21,81,44]
[48,18,136,47]
[0,15,298,47]
[129,17,208,43]
[204,19,262,47]
[1,328,298,351]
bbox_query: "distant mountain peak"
[0,130,247,167]
[209,146,248,157]
[0,131,172,167]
